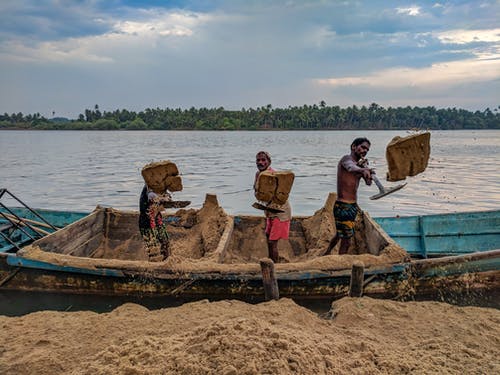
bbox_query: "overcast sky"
[0,0,498,118]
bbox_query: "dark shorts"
[333,201,359,239]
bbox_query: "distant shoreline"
[2,103,498,130]
[1,128,499,131]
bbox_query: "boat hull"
[1,250,499,304]
[375,210,500,257]
[1,198,499,304]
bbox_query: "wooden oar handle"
[3,213,57,230]
[4,216,51,236]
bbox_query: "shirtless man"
[254,151,292,263]
[325,138,373,255]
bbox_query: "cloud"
[316,55,500,89]
[1,0,499,117]
[314,24,500,87]
[396,6,421,16]
[112,10,212,37]
[435,28,500,44]
[0,37,114,63]
[0,9,215,64]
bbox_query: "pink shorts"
[265,218,290,241]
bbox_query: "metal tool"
[162,200,191,208]
[358,158,407,200]
[252,202,285,213]
[369,175,406,200]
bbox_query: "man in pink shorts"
[255,151,292,263]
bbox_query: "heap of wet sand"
[0,297,498,375]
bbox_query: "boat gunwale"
[3,249,499,282]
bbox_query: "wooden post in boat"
[349,261,364,297]
[260,258,279,301]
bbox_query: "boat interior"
[17,193,409,273]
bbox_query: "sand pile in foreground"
[0,297,498,375]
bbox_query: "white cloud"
[1,1,498,115]
[0,10,215,63]
[316,56,500,89]
[0,37,114,63]
[435,28,500,44]
[113,11,212,37]
[115,21,192,37]
[396,6,421,16]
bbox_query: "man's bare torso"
[337,155,362,203]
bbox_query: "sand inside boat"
[18,193,409,274]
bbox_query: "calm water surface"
[1,130,499,217]
[1,130,499,315]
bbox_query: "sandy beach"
[0,297,498,374]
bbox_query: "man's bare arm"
[341,157,372,183]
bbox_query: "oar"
[2,213,60,230]
[4,216,51,236]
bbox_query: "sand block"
[165,175,183,192]
[272,171,295,205]
[386,132,431,182]
[255,170,294,204]
[141,160,181,194]
[254,171,277,203]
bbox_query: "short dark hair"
[256,151,271,162]
[351,137,371,148]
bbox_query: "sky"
[0,0,499,119]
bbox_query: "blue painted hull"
[0,207,88,253]
[375,210,500,258]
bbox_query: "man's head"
[256,151,271,172]
[351,137,371,159]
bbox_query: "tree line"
[1,102,498,130]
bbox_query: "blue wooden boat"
[2,202,498,259]
[0,193,498,303]
[0,207,88,253]
[375,210,500,258]
[0,188,88,253]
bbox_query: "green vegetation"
[1,103,499,130]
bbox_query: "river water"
[1,130,499,217]
[1,129,499,315]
